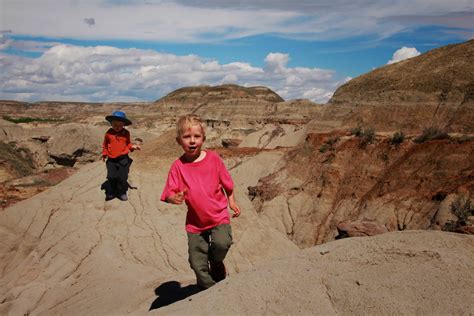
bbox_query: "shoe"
[209,261,227,282]
[117,194,128,201]
[105,195,115,201]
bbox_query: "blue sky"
[1,0,473,103]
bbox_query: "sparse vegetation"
[326,136,339,146]
[2,115,64,124]
[414,127,449,143]
[390,131,405,145]
[319,144,331,153]
[0,142,35,177]
[319,136,340,153]
[443,196,474,232]
[361,128,375,145]
[350,126,363,137]
[351,126,376,147]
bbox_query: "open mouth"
[188,146,197,151]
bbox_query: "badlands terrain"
[0,40,473,315]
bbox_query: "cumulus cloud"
[0,43,342,103]
[265,53,289,72]
[387,46,421,64]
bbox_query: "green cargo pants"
[187,224,233,289]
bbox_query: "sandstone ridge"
[313,40,474,133]
[156,84,285,103]
[331,40,474,105]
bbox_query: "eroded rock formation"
[0,40,473,314]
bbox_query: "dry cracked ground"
[0,133,300,315]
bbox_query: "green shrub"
[390,131,405,145]
[443,196,474,232]
[319,136,340,153]
[319,144,331,153]
[350,126,363,137]
[350,126,376,147]
[414,127,449,143]
[361,128,375,145]
[326,136,339,146]
[2,115,64,124]
[351,126,374,140]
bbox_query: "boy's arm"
[131,144,141,151]
[227,190,241,218]
[101,133,109,161]
[125,131,137,151]
[161,164,185,204]
[216,153,241,217]
[166,189,187,205]
[126,132,141,151]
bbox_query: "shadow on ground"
[149,281,203,310]
[100,179,138,201]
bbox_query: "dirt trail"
[0,134,297,315]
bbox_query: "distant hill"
[330,40,474,105]
[312,40,474,133]
[151,84,320,128]
[155,84,285,104]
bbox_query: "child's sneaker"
[118,194,128,201]
[105,195,115,201]
[209,261,227,282]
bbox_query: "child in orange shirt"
[102,111,140,201]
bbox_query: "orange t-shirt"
[102,128,133,158]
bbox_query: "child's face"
[111,120,124,132]
[177,124,205,158]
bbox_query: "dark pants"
[187,224,233,289]
[105,155,132,196]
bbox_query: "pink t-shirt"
[160,150,234,233]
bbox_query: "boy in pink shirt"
[161,115,241,289]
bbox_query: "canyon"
[0,40,473,315]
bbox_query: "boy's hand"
[227,191,241,218]
[131,144,141,151]
[101,155,107,162]
[229,200,241,218]
[167,189,187,204]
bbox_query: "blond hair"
[176,114,206,137]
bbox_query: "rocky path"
[0,137,298,315]
[158,230,474,315]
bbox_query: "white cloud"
[387,46,421,64]
[1,0,472,42]
[0,0,300,42]
[265,53,289,73]
[302,88,333,101]
[0,43,342,103]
